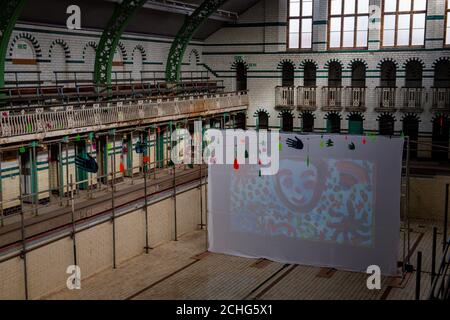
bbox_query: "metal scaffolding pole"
[110,133,117,269]
[70,175,78,266]
[0,151,3,227]
[18,150,29,300]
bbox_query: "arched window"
[303,62,317,87]
[302,113,314,132]
[328,62,342,87]
[236,62,248,91]
[281,113,294,132]
[402,116,419,159]
[348,114,364,135]
[434,60,450,88]
[405,60,423,88]
[326,113,341,133]
[378,114,395,136]
[282,61,295,87]
[351,62,366,87]
[432,116,450,161]
[380,61,397,87]
[257,112,269,130]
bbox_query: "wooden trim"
[381,0,427,48]
[112,61,124,67]
[327,0,369,50]
[287,0,313,50]
[12,58,37,65]
[445,0,450,46]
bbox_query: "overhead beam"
[0,0,28,89]
[94,0,146,87]
[165,0,228,83]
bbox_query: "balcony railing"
[345,87,366,111]
[0,91,249,140]
[400,87,425,112]
[321,86,343,111]
[275,86,295,110]
[431,88,450,111]
[375,87,397,112]
[297,86,317,111]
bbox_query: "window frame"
[327,0,370,50]
[445,0,450,46]
[381,0,428,48]
[287,0,314,51]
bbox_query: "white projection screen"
[208,133,404,276]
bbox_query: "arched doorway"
[302,113,314,132]
[236,62,248,92]
[326,113,341,133]
[303,62,317,87]
[281,112,294,132]
[380,61,397,87]
[257,112,269,130]
[405,60,423,88]
[378,114,395,136]
[351,62,366,88]
[403,115,419,159]
[348,114,364,135]
[432,115,450,161]
[281,61,295,87]
[234,113,247,130]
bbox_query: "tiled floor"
[45,220,446,300]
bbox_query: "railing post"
[431,227,437,284]
[444,184,449,252]
[415,251,422,300]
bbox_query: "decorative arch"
[324,59,343,69]
[277,59,296,70]
[403,58,425,70]
[132,45,147,62]
[348,58,368,69]
[188,49,201,65]
[299,59,318,69]
[8,32,42,58]
[277,109,294,118]
[299,111,317,119]
[431,113,450,123]
[324,111,343,120]
[82,41,98,60]
[432,57,450,69]
[253,109,270,118]
[116,41,128,62]
[346,112,365,121]
[377,113,396,122]
[48,39,71,59]
[401,113,421,122]
[377,58,399,69]
[231,58,249,70]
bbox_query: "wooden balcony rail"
[345,87,366,111]
[275,86,295,109]
[0,91,248,139]
[375,87,397,111]
[297,86,317,111]
[400,87,425,112]
[431,88,450,111]
[321,86,343,111]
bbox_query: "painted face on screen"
[274,159,327,213]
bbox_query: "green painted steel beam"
[0,0,28,88]
[165,0,227,83]
[94,0,146,87]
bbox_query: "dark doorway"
[378,114,395,136]
[281,112,294,132]
[380,61,397,87]
[432,116,449,161]
[282,61,295,87]
[257,112,269,130]
[405,60,423,88]
[351,62,366,87]
[236,62,248,92]
[302,113,314,132]
[326,113,341,133]
[402,116,419,159]
[234,113,247,130]
[328,62,342,87]
[434,60,450,88]
[304,62,317,87]
[348,114,364,135]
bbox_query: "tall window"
[328,0,369,49]
[446,0,450,45]
[288,0,313,49]
[382,0,427,47]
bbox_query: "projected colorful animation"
[230,158,375,247]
